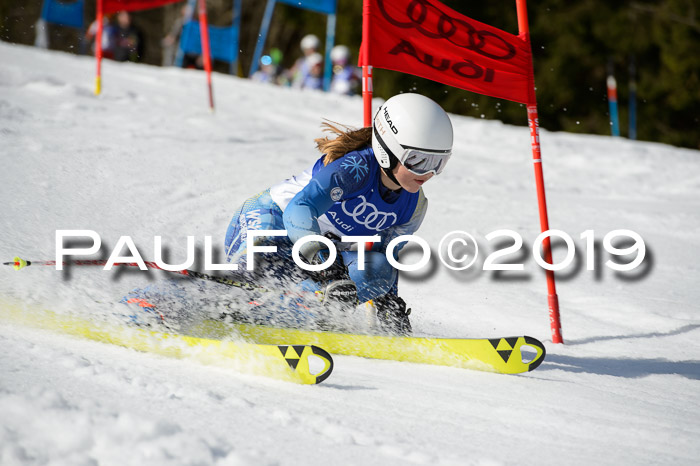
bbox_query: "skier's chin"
[402,182,422,193]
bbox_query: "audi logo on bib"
[341,195,398,231]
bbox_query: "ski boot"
[374,294,412,336]
[318,279,358,312]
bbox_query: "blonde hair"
[315,121,372,166]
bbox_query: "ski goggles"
[401,149,451,176]
[373,125,451,176]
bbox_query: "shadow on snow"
[537,324,700,379]
[541,354,700,380]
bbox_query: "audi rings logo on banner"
[341,196,398,231]
[376,0,517,61]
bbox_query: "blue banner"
[276,0,336,15]
[180,21,239,64]
[41,0,84,29]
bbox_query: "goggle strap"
[373,125,402,185]
[383,166,401,186]
[373,125,398,165]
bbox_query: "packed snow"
[1,42,699,465]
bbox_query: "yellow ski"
[0,304,333,385]
[194,321,546,374]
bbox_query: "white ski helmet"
[330,45,350,64]
[372,93,453,176]
[300,34,320,52]
[306,52,323,67]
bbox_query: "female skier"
[224,93,454,335]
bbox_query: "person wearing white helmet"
[290,34,322,88]
[221,93,453,335]
[330,45,361,95]
[330,44,349,64]
[300,52,324,90]
[121,94,453,333]
[371,93,453,189]
[300,34,320,52]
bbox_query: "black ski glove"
[297,242,348,283]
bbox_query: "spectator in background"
[252,48,287,85]
[161,4,190,66]
[182,52,203,69]
[329,45,360,95]
[290,34,320,88]
[251,54,277,84]
[111,11,144,62]
[268,48,287,86]
[84,14,115,58]
[300,52,323,90]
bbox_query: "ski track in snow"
[1,42,700,465]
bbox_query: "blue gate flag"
[41,0,84,29]
[276,0,336,15]
[179,21,239,64]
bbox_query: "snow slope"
[1,42,699,465]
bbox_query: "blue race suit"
[224,147,428,302]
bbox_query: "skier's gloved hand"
[297,239,328,265]
[297,238,348,283]
[375,294,412,336]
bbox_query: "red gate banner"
[360,0,535,104]
[103,0,184,14]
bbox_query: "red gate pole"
[361,0,372,126]
[198,0,214,110]
[94,0,103,95]
[515,0,563,343]
[361,0,375,254]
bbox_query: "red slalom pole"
[361,0,373,127]
[3,257,267,292]
[360,0,375,253]
[5,258,185,274]
[94,0,103,95]
[516,0,563,343]
[198,0,214,110]
[362,65,373,127]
